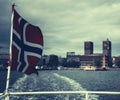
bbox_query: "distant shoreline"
[37,66,120,71]
[61,67,120,71]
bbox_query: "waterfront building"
[112,56,120,67]
[103,38,112,57]
[67,54,80,62]
[66,52,75,57]
[66,38,113,68]
[102,38,112,67]
[84,41,93,55]
[79,54,103,67]
[102,55,108,68]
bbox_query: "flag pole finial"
[12,3,15,12]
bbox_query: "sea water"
[0,70,120,100]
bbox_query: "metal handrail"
[7,91,120,95]
[0,91,120,100]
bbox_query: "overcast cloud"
[0,0,120,57]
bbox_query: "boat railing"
[0,91,120,100]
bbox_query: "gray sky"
[0,0,120,57]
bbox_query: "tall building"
[84,41,93,55]
[102,38,112,67]
[103,38,112,57]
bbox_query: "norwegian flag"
[11,9,43,75]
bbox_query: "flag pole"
[5,4,15,100]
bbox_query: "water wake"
[9,72,99,100]
[53,73,99,100]
[53,73,85,91]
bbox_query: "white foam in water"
[53,73,99,100]
[10,75,28,91]
[53,73,85,91]
[11,74,39,91]
[9,73,99,100]
[10,75,39,100]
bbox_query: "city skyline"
[0,0,120,57]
